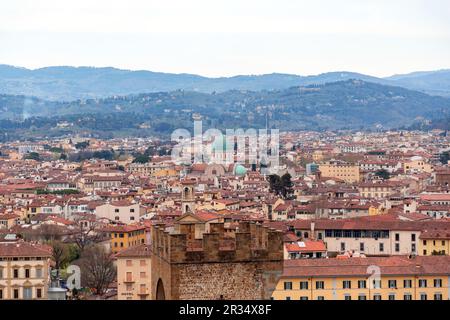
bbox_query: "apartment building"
[116,244,152,300]
[419,229,450,256]
[105,224,147,254]
[358,181,405,199]
[272,256,450,300]
[95,201,144,224]
[0,238,51,300]
[288,218,450,256]
[319,161,360,184]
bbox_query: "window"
[130,209,135,213]
[0,289,3,299]
[404,294,412,300]
[140,260,146,267]
[358,280,366,289]
[373,294,382,300]
[300,296,308,300]
[115,209,120,213]
[25,268,30,278]
[317,296,325,300]
[300,281,308,290]
[388,294,395,300]
[130,216,135,221]
[358,295,367,300]
[36,268,43,278]
[373,280,382,289]
[284,282,293,290]
[0,268,3,279]
[115,216,120,221]
[126,272,133,282]
[360,242,364,252]
[411,234,416,241]
[341,242,346,251]
[23,287,32,300]
[286,297,291,300]
[420,294,427,300]
[140,272,146,278]
[419,279,427,288]
[126,284,132,291]
[379,243,384,252]
[412,243,416,252]
[395,243,400,252]
[316,281,325,290]
[14,289,19,299]
[126,260,132,267]
[388,280,397,289]
[423,250,427,255]
[434,279,442,288]
[13,269,19,278]
[395,233,400,241]
[343,280,351,289]
[36,288,42,299]
[434,293,442,300]
[344,295,352,300]
[404,280,412,288]
[423,240,427,245]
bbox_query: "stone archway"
[156,279,165,300]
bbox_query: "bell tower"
[181,180,196,214]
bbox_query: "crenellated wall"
[151,221,284,300]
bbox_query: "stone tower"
[151,220,284,300]
[181,179,196,214]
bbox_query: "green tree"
[75,141,89,150]
[281,173,294,199]
[440,151,450,165]
[269,174,294,199]
[375,169,390,180]
[24,152,40,161]
[133,154,150,164]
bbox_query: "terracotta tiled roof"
[283,256,450,278]
[115,244,152,258]
[0,241,52,258]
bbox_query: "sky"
[0,0,450,77]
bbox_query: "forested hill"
[1,80,449,140]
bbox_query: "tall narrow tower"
[181,179,196,214]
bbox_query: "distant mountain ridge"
[1,79,449,141]
[1,64,449,100]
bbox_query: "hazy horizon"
[2,63,450,79]
[1,0,450,77]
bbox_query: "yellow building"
[358,181,403,199]
[0,238,51,300]
[419,230,450,256]
[272,256,450,300]
[116,244,152,300]
[0,214,20,230]
[319,161,360,184]
[105,225,147,254]
[403,157,433,174]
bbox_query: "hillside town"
[1,129,450,300]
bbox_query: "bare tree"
[38,224,64,242]
[79,245,116,296]
[70,219,104,253]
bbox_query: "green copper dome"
[234,164,247,176]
